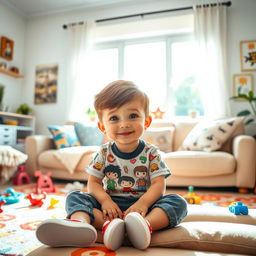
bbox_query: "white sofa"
[25,119,256,191]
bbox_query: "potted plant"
[230,90,256,138]
[16,103,32,115]
[86,107,97,121]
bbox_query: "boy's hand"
[123,201,148,217]
[101,200,123,220]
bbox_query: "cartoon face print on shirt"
[103,165,121,192]
[118,176,136,193]
[134,166,148,192]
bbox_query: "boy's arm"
[88,175,123,220]
[124,175,166,217]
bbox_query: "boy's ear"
[97,122,105,133]
[144,115,152,129]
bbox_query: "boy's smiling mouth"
[117,131,134,136]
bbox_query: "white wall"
[227,0,256,116]
[1,0,256,135]
[0,3,26,112]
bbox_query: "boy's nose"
[120,120,130,128]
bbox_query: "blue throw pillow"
[74,122,104,146]
[48,125,81,149]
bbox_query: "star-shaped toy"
[151,107,165,119]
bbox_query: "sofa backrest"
[220,118,245,153]
[151,117,245,153]
[172,121,198,151]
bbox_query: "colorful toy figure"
[0,187,23,204]
[229,202,248,215]
[0,200,6,213]
[26,192,47,207]
[34,170,56,194]
[184,186,201,204]
[48,197,60,209]
[13,165,31,186]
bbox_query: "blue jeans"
[66,191,187,230]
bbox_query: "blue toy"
[229,201,248,215]
[0,187,23,204]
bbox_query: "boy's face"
[98,98,151,153]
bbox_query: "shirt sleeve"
[148,146,171,180]
[86,145,106,179]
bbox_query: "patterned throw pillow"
[142,127,175,152]
[48,125,81,149]
[74,122,104,146]
[179,117,242,152]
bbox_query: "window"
[87,34,204,118]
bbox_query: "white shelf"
[0,112,35,152]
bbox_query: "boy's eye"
[129,113,139,119]
[109,116,118,121]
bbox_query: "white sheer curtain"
[66,21,95,121]
[194,4,230,119]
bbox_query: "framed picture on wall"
[240,40,256,71]
[0,36,14,61]
[233,73,254,100]
[34,64,58,104]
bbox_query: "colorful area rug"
[0,183,255,255]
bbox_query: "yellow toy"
[184,186,201,204]
[48,197,60,209]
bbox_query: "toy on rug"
[184,186,201,204]
[48,197,60,209]
[0,200,6,213]
[26,192,47,207]
[34,170,56,194]
[229,201,248,215]
[13,165,31,185]
[0,187,23,204]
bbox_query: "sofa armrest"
[25,135,54,176]
[233,135,256,188]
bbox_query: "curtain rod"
[62,1,231,29]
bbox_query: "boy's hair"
[94,80,149,121]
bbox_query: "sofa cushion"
[95,220,256,255]
[74,122,104,146]
[179,117,243,152]
[163,151,235,177]
[39,148,95,172]
[150,221,256,254]
[142,127,175,152]
[48,125,80,149]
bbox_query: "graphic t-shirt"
[86,140,171,198]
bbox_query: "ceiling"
[1,0,140,18]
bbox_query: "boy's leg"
[147,193,188,230]
[69,193,126,251]
[125,194,187,250]
[71,208,106,230]
[145,207,169,230]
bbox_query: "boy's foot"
[102,218,125,251]
[36,219,97,247]
[124,212,152,250]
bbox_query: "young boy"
[36,80,187,250]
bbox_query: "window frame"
[92,32,197,118]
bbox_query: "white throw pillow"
[142,127,175,152]
[180,117,242,152]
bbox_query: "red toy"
[26,192,47,207]
[0,200,6,213]
[13,165,31,186]
[34,170,56,194]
